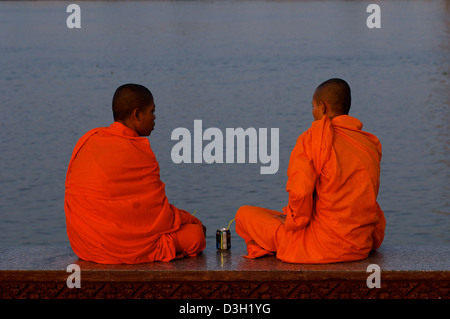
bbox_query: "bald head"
[313,78,351,119]
[112,84,154,121]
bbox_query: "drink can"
[216,228,231,250]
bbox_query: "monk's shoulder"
[77,127,103,141]
[296,126,313,148]
[289,129,313,162]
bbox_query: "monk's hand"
[274,214,286,224]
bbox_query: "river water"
[0,1,448,250]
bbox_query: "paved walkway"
[0,245,449,299]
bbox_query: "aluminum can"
[216,228,231,250]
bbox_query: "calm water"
[0,1,448,250]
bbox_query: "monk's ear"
[319,101,327,115]
[132,108,141,120]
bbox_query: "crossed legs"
[235,205,284,258]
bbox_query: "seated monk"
[65,84,206,264]
[235,78,386,264]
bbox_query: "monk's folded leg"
[172,223,206,258]
[235,205,283,259]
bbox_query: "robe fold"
[236,115,386,264]
[65,122,202,264]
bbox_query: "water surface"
[0,1,448,249]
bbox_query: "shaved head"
[314,78,351,116]
[112,84,154,121]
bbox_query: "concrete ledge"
[0,245,449,299]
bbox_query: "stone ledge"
[0,245,448,299]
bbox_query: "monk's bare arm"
[273,214,286,224]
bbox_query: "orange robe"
[65,122,205,264]
[236,115,386,263]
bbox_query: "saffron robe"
[236,115,386,263]
[65,122,204,264]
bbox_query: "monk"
[235,78,386,264]
[65,84,206,264]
